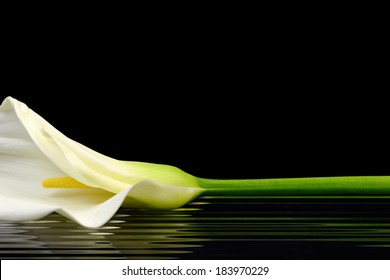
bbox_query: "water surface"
[1,196,390,259]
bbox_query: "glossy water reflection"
[1,196,390,259]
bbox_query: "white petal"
[0,98,129,227]
[47,187,132,228]
[0,195,58,221]
[4,97,130,192]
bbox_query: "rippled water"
[1,196,390,259]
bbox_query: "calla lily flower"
[2,96,390,228]
[0,97,202,227]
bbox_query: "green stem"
[197,176,390,197]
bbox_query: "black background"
[2,10,388,181]
[3,68,388,181]
[1,6,390,261]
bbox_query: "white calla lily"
[3,97,390,228]
[0,97,202,228]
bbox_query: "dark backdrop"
[2,66,388,181]
[2,18,388,181]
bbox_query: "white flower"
[0,97,202,228]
